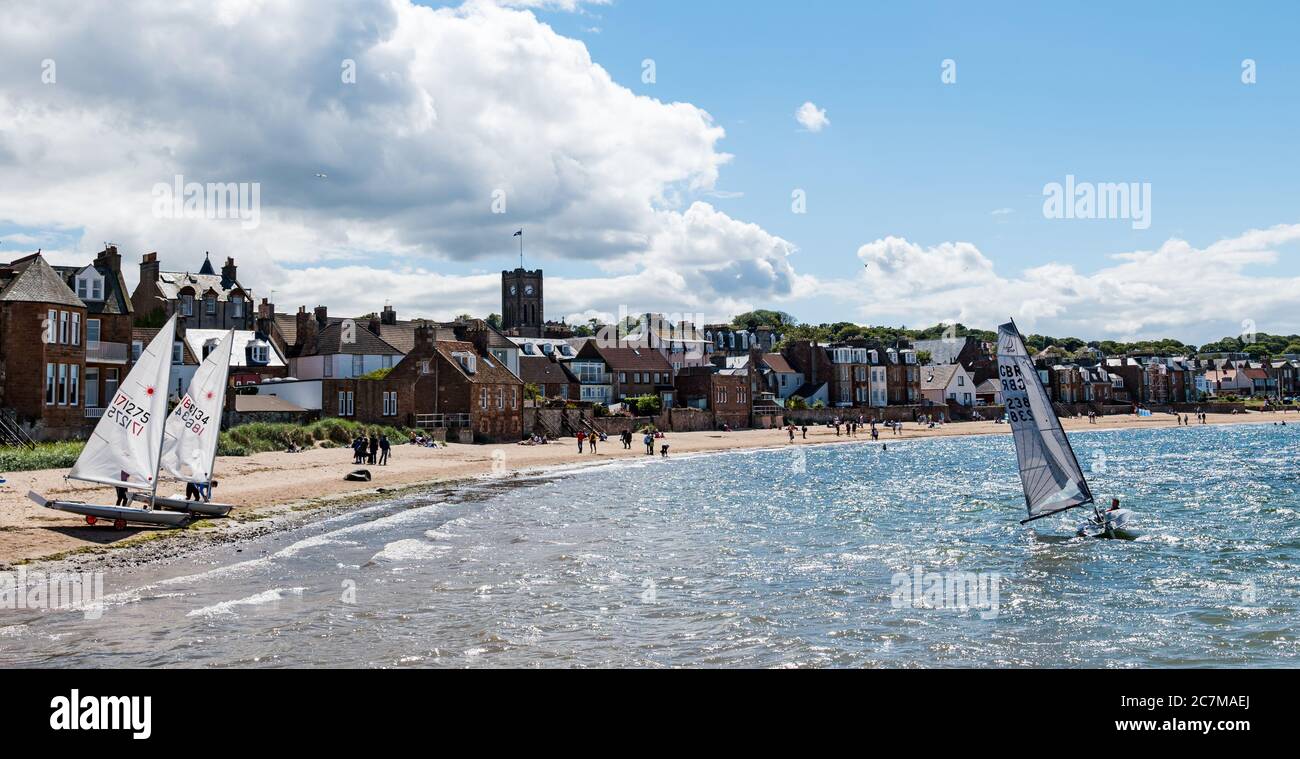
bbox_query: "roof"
[791,381,826,399]
[975,378,1001,393]
[911,338,971,366]
[517,355,579,385]
[761,353,797,374]
[183,329,286,368]
[303,321,403,357]
[51,253,133,316]
[584,342,673,372]
[921,364,963,391]
[0,254,84,307]
[155,269,248,302]
[435,340,521,385]
[235,394,307,413]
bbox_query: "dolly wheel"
[113,519,127,530]
[85,515,97,526]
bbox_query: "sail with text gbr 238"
[996,320,1095,525]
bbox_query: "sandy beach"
[1,410,1294,567]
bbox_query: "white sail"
[69,315,177,492]
[160,330,233,483]
[997,321,1094,522]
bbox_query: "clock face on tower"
[509,285,517,295]
[524,285,534,295]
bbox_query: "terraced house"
[0,253,92,439]
[131,251,255,332]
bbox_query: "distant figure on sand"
[577,430,586,453]
[788,425,795,442]
[660,442,669,457]
[622,429,633,449]
[644,432,654,455]
[379,434,390,465]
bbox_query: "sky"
[1,0,1298,344]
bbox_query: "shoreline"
[2,409,1295,569]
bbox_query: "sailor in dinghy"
[996,319,1138,538]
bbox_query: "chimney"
[96,245,122,276]
[140,252,160,286]
[368,314,382,336]
[314,305,328,327]
[221,257,237,289]
[381,303,397,325]
[295,305,318,350]
[413,322,435,352]
[258,296,274,320]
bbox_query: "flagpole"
[518,229,524,270]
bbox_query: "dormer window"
[453,351,477,374]
[522,343,536,355]
[541,343,553,355]
[205,293,217,315]
[180,293,194,316]
[231,294,244,318]
[248,340,270,365]
[75,267,104,302]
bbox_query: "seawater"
[1,422,1297,668]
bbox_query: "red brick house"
[0,252,90,439]
[675,365,751,428]
[131,251,255,333]
[576,340,675,407]
[323,326,523,442]
[53,246,135,420]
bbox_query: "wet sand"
[1,410,1294,566]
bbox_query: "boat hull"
[27,491,190,527]
[132,492,233,517]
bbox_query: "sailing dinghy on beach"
[996,320,1136,538]
[27,316,189,529]
[134,329,236,517]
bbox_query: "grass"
[0,440,86,473]
[217,419,412,456]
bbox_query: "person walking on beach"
[644,432,655,455]
[576,429,586,453]
[379,434,390,465]
[801,425,807,439]
[589,432,598,454]
[788,425,795,442]
[368,432,379,465]
[351,435,363,464]
[622,429,633,449]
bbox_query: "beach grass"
[0,440,86,473]
[217,419,412,456]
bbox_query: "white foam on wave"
[187,587,305,618]
[367,538,449,564]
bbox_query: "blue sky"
[3,0,1299,342]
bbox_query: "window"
[383,354,393,369]
[70,365,79,406]
[86,318,100,346]
[420,360,430,375]
[131,340,143,360]
[104,368,118,401]
[180,293,194,316]
[92,279,102,300]
[205,294,217,315]
[352,355,364,377]
[57,364,67,405]
[59,311,70,344]
[77,278,87,298]
[85,367,99,407]
[71,313,81,346]
[172,342,184,364]
[338,391,354,416]
[249,342,270,364]
[958,375,965,386]
[45,364,55,405]
[231,295,244,318]
[512,387,518,409]
[480,387,488,409]
[324,357,333,378]
[619,372,627,383]
[382,391,397,416]
[497,387,504,409]
[46,309,56,343]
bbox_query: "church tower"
[501,268,543,337]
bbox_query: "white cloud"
[850,225,1300,342]
[0,0,799,323]
[795,101,830,132]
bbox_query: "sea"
[1,422,1297,668]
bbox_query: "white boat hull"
[132,492,233,517]
[28,491,190,528]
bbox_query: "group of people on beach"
[571,428,669,457]
[350,431,391,466]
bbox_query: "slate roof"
[517,356,579,385]
[761,353,797,374]
[0,254,84,307]
[303,321,403,357]
[921,364,962,391]
[584,343,673,373]
[435,339,521,385]
[52,258,133,316]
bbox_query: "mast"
[205,331,235,496]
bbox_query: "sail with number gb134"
[996,319,1096,525]
[139,329,236,517]
[27,315,190,528]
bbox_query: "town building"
[131,252,255,332]
[921,363,975,407]
[675,365,751,428]
[52,245,134,423]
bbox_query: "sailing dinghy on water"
[135,329,236,517]
[26,316,188,529]
[996,320,1136,538]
